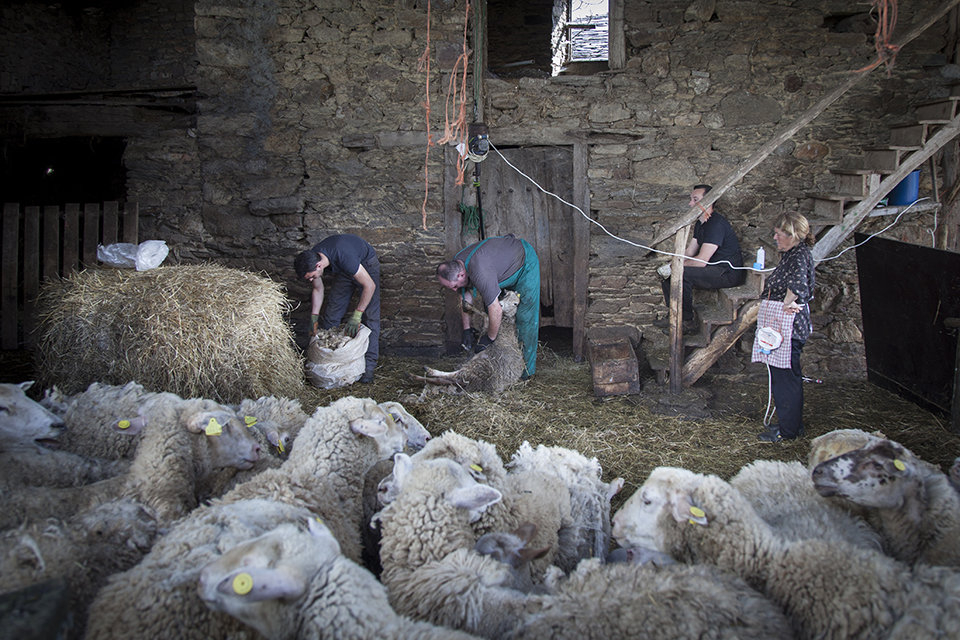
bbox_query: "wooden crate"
[588,334,640,397]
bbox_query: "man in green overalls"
[436,234,540,380]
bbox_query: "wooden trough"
[586,326,642,397]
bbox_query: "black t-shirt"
[312,234,377,277]
[693,212,743,269]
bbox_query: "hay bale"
[34,265,304,403]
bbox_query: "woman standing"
[757,212,816,442]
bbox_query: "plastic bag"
[305,324,370,389]
[97,240,169,271]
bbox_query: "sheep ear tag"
[233,572,254,595]
[244,416,257,428]
[205,418,223,436]
[687,505,708,526]
[117,419,131,430]
[469,463,483,472]
[893,459,906,471]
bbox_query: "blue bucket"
[887,170,920,206]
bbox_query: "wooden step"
[889,123,928,147]
[829,169,880,196]
[915,97,960,121]
[862,146,920,172]
[808,193,859,221]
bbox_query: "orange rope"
[418,0,433,231]
[853,0,900,75]
[436,0,472,187]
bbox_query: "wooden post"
[668,226,689,393]
[683,300,761,387]
[61,204,78,275]
[572,142,590,360]
[82,203,100,268]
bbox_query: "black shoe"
[756,428,782,443]
[359,372,374,384]
[520,372,531,381]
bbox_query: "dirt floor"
[5,344,957,511]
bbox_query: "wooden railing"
[1,201,138,349]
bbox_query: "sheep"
[54,381,156,460]
[84,396,410,640]
[811,437,960,567]
[806,427,891,469]
[612,466,960,640]
[376,432,575,581]
[0,381,65,449]
[950,457,960,494]
[729,459,882,551]
[378,400,431,450]
[473,523,550,593]
[380,455,793,639]
[507,441,624,569]
[197,518,481,639]
[0,498,159,637]
[235,394,309,457]
[411,291,525,394]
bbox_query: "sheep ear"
[350,417,388,438]
[185,411,232,435]
[392,453,413,488]
[668,489,708,526]
[513,522,538,544]
[18,381,35,392]
[606,477,625,501]
[217,567,307,602]
[520,545,551,562]
[448,485,502,511]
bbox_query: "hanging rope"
[855,0,900,75]
[435,0,473,187]
[418,0,433,230]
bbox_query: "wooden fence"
[1,201,139,350]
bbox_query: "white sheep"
[235,394,309,456]
[55,381,156,460]
[197,518,481,639]
[0,498,158,636]
[378,400,431,450]
[381,455,793,639]
[84,396,410,640]
[730,459,882,551]
[811,436,960,567]
[0,381,64,449]
[507,441,624,570]
[613,466,960,640]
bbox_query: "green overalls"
[463,237,541,377]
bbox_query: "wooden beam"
[572,142,590,359]
[648,0,960,250]
[813,115,960,261]
[682,300,760,387]
[668,226,689,393]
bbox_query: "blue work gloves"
[461,328,478,352]
[310,314,319,336]
[475,334,494,353]
[345,310,363,338]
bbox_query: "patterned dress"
[761,243,815,342]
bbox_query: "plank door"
[473,146,575,329]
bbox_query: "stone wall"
[2,0,956,378]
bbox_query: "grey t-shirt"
[455,235,525,308]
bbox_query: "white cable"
[762,362,777,427]
[490,142,931,268]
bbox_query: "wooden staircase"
[651,92,960,388]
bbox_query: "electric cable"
[490,141,931,268]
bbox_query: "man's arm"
[485,299,503,340]
[311,277,325,315]
[683,242,719,268]
[461,289,474,329]
[352,264,376,313]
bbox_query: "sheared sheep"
[197,518,480,639]
[84,396,409,640]
[411,291,524,394]
[730,459,881,550]
[0,498,159,637]
[613,466,960,640]
[812,437,960,567]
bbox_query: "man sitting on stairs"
[660,184,745,333]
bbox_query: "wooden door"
[471,146,574,328]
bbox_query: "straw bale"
[33,265,304,403]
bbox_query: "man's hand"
[461,328,478,352]
[345,310,363,337]
[475,334,494,353]
[310,314,319,336]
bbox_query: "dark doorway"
[1,136,126,206]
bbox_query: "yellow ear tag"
[469,463,483,472]
[205,418,223,436]
[244,416,257,428]
[314,516,324,525]
[232,572,253,595]
[117,419,131,430]
[689,506,706,518]
[277,440,285,454]
[894,459,906,471]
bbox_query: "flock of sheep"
[2,378,959,639]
